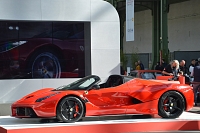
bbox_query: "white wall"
[168,0,200,51]
[0,0,120,103]
[123,0,200,53]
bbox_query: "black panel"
[131,97,143,104]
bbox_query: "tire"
[30,51,61,78]
[158,91,185,118]
[56,96,84,123]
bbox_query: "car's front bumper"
[11,102,57,118]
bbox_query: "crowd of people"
[155,58,200,106]
[154,58,200,80]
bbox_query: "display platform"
[0,112,200,133]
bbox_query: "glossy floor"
[0,112,200,133]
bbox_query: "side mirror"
[92,84,100,90]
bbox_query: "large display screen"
[0,21,86,79]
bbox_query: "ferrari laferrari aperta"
[11,75,194,122]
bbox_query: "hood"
[14,88,85,104]
[16,88,57,104]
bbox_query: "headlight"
[0,41,27,53]
[35,92,60,102]
[35,96,50,102]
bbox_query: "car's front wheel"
[158,91,185,118]
[56,96,84,123]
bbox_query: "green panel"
[160,0,169,63]
[151,1,160,69]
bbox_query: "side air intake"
[131,97,143,104]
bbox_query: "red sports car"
[11,75,194,122]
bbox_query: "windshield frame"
[55,75,101,91]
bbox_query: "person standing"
[162,60,181,81]
[179,60,188,75]
[180,60,191,82]
[161,59,167,68]
[189,59,196,76]
[138,60,144,70]
[135,62,141,70]
[155,62,164,76]
[155,62,164,71]
[191,58,200,106]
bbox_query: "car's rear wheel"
[30,51,61,78]
[57,96,84,123]
[158,91,185,118]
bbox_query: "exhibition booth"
[0,0,120,104]
[0,0,200,133]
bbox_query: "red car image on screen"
[0,22,85,79]
[11,75,194,123]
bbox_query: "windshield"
[141,73,156,79]
[55,75,101,91]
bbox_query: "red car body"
[11,75,194,122]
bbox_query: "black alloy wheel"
[158,91,185,118]
[57,96,84,123]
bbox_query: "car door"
[83,84,130,115]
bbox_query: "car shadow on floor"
[39,114,152,123]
